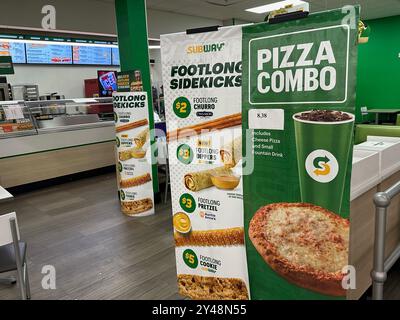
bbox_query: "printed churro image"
[116,118,148,133]
[167,113,241,141]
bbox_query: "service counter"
[0,98,116,187]
[0,98,167,188]
[348,136,400,299]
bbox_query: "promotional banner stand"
[114,0,158,216]
[162,24,250,300]
[243,6,359,300]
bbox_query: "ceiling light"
[246,0,306,14]
[0,38,119,48]
[149,45,161,49]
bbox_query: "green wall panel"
[356,15,400,122]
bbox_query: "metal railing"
[371,180,400,300]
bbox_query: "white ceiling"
[146,0,400,22]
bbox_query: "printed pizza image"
[177,274,248,300]
[249,202,349,296]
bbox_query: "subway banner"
[242,7,359,299]
[161,26,250,300]
[113,92,155,216]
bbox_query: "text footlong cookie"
[121,198,153,215]
[120,173,151,188]
[174,227,244,247]
[177,274,248,300]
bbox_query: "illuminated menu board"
[26,43,72,64]
[0,41,26,63]
[112,47,120,65]
[72,46,112,65]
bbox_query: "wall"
[356,15,400,120]
[0,1,223,38]
[0,0,116,34]
[147,9,222,38]
[6,65,120,98]
[0,1,222,98]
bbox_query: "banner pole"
[114,0,158,193]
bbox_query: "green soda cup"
[293,111,355,214]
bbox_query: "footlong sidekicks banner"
[161,26,250,300]
[113,91,155,217]
[242,7,359,299]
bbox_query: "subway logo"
[186,42,225,54]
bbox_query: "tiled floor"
[0,171,399,300]
[0,172,181,300]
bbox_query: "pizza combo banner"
[161,26,250,300]
[161,6,359,300]
[243,7,359,299]
[113,91,155,217]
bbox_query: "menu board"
[0,41,26,63]
[26,43,72,64]
[112,47,120,65]
[72,46,111,65]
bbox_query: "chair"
[156,137,170,203]
[360,106,369,123]
[0,212,31,300]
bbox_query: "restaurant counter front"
[349,136,400,299]
[0,98,115,187]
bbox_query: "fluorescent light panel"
[246,0,305,14]
[0,38,162,49]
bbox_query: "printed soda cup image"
[293,110,355,214]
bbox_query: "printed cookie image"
[177,274,248,300]
[121,198,153,215]
[184,166,235,192]
[249,202,349,296]
[174,227,244,247]
[119,173,151,188]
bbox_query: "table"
[367,108,400,124]
[0,186,14,284]
[0,186,13,203]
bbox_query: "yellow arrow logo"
[314,163,331,176]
